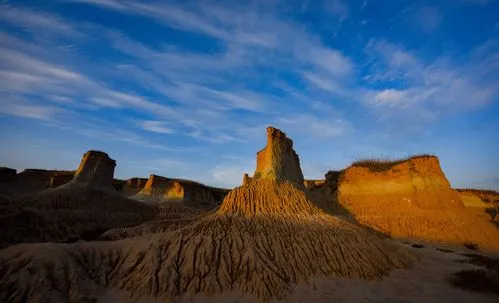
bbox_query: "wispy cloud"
[0,102,61,120]
[0,5,82,37]
[413,6,442,32]
[363,39,499,113]
[139,120,174,134]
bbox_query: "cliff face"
[338,156,463,211]
[334,156,499,251]
[132,174,227,209]
[251,127,304,184]
[71,151,116,189]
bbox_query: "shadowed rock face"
[69,150,116,190]
[0,167,17,182]
[50,172,75,188]
[251,127,304,184]
[0,150,158,248]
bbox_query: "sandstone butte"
[131,174,228,209]
[0,127,415,302]
[0,150,157,248]
[322,156,499,251]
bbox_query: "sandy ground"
[288,241,498,303]
[94,241,498,303]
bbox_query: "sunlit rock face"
[251,126,304,185]
[71,150,116,190]
[338,155,464,211]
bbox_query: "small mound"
[132,174,228,209]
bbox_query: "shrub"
[350,154,434,173]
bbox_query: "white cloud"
[277,115,350,138]
[363,39,499,113]
[0,102,60,120]
[139,120,174,134]
[303,72,347,94]
[0,5,81,37]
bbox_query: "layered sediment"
[132,174,228,209]
[335,156,499,250]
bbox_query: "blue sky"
[0,0,498,190]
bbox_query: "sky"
[0,0,498,190]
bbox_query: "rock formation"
[456,188,499,208]
[67,150,116,190]
[338,155,463,210]
[49,171,75,188]
[132,174,228,209]
[0,127,415,302]
[119,177,148,197]
[334,156,499,250]
[0,168,75,197]
[0,167,17,182]
[250,126,304,184]
[0,150,157,248]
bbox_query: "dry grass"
[350,154,435,173]
[456,188,499,196]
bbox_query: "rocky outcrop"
[456,189,499,208]
[0,167,17,182]
[0,150,157,248]
[132,174,228,209]
[304,179,325,190]
[334,156,499,250]
[338,156,463,211]
[69,150,116,190]
[1,168,74,197]
[18,169,73,189]
[119,177,148,197]
[50,171,75,188]
[250,126,304,184]
[126,177,148,189]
